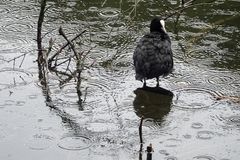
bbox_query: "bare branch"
[48,29,86,63]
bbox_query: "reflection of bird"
[133,87,173,123]
[133,17,173,87]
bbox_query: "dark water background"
[0,0,240,159]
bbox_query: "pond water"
[0,0,240,160]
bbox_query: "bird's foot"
[156,77,159,87]
[143,82,147,88]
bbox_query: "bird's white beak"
[160,20,167,33]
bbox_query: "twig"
[48,29,86,63]
[19,54,26,68]
[52,57,72,68]
[41,28,56,40]
[58,26,79,60]
[66,57,72,72]
[6,52,29,63]
[82,87,88,104]
[49,67,78,84]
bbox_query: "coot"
[133,17,173,87]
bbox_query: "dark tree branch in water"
[37,0,47,64]
[48,29,86,65]
[57,26,86,107]
[58,27,79,60]
[138,117,144,160]
[36,0,90,109]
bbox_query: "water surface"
[0,0,240,160]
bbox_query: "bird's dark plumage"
[133,17,173,87]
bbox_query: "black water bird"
[133,17,173,87]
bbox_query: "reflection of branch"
[5,52,30,68]
[6,53,28,63]
[139,116,144,144]
[38,65,89,135]
[139,143,143,160]
[138,116,144,160]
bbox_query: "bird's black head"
[150,17,166,33]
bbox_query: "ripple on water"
[183,134,192,139]
[15,101,26,106]
[3,100,15,106]
[191,122,203,129]
[220,115,240,129]
[188,21,212,30]
[86,122,119,132]
[28,134,54,150]
[88,6,99,12]
[0,7,9,15]
[159,149,169,156]
[106,21,125,30]
[165,156,178,160]
[58,136,92,150]
[229,80,240,92]
[0,68,33,87]
[61,83,79,99]
[196,130,215,140]
[215,114,240,130]
[0,55,4,64]
[0,22,34,33]
[99,7,120,19]
[162,138,182,147]
[207,74,236,85]
[227,115,240,126]
[28,94,38,99]
[186,49,220,62]
[171,78,192,88]
[0,38,27,54]
[193,155,216,160]
[87,68,112,92]
[173,88,221,109]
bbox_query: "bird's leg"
[143,78,146,88]
[156,77,159,87]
